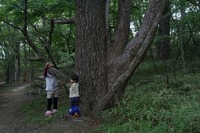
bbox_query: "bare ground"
[0,82,100,133]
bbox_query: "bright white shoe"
[45,110,52,116]
[52,109,58,114]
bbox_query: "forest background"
[0,0,200,132]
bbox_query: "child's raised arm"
[43,62,50,77]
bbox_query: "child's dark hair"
[70,73,79,82]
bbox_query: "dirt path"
[0,83,100,133]
[0,83,30,133]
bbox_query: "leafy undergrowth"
[98,60,200,133]
[19,88,69,124]
[18,88,99,133]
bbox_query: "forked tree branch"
[93,0,167,116]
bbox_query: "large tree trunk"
[74,0,167,115]
[157,0,170,60]
[94,0,167,115]
[75,0,108,113]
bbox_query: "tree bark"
[180,0,187,73]
[15,43,20,81]
[157,0,170,60]
[105,0,110,39]
[75,0,108,113]
[23,43,28,82]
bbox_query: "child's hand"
[45,62,54,68]
[49,63,54,68]
[66,83,71,88]
[45,62,50,68]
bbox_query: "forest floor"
[0,82,100,133]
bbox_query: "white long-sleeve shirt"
[45,73,57,91]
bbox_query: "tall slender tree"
[180,0,187,73]
[15,42,20,81]
[157,0,171,60]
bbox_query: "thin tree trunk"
[157,0,170,60]
[6,63,10,84]
[10,53,15,83]
[15,43,20,81]
[23,43,28,82]
[180,0,186,73]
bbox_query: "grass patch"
[19,89,69,124]
[98,60,200,133]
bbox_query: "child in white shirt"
[44,62,58,116]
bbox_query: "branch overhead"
[53,17,75,24]
[0,19,22,31]
[187,0,200,6]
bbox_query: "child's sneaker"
[72,113,79,118]
[52,109,58,114]
[45,110,52,116]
